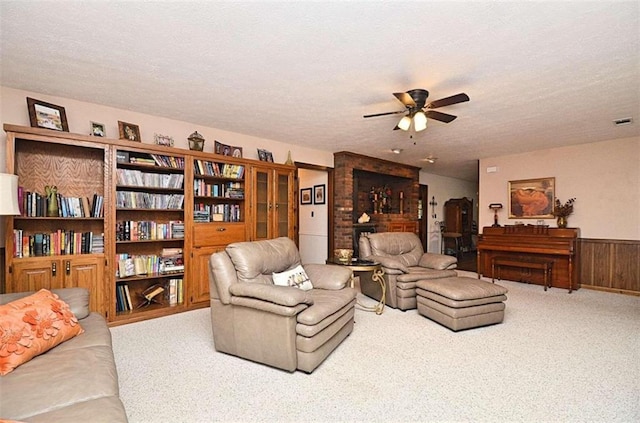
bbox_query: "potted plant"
[553,197,576,228]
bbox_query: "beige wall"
[0,86,334,171]
[479,136,640,240]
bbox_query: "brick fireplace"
[333,151,420,253]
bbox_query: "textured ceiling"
[1,1,639,182]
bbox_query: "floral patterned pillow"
[0,289,84,375]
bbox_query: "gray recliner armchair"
[208,237,357,373]
[359,232,458,310]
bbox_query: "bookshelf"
[3,124,295,325]
[4,131,109,317]
[112,148,186,322]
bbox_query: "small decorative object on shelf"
[285,150,294,165]
[357,212,370,224]
[553,197,575,228]
[188,131,205,151]
[154,133,174,147]
[489,203,503,227]
[118,121,141,142]
[45,185,59,217]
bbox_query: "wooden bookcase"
[3,124,295,325]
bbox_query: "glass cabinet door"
[254,169,270,240]
[275,171,292,238]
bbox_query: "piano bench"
[491,256,554,291]
[416,277,508,331]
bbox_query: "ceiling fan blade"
[427,93,470,109]
[363,110,405,118]
[393,92,416,108]
[426,110,458,123]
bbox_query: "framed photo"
[300,188,312,205]
[257,148,267,161]
[118,121,141,142]
[313,184,326,205]
[90,121,106,137]
[154,133,174,147]
[265,151,274,162]
[231,146,243,158]
[27,97,69,131]
[215,141,232,156]
[509,177,555,219]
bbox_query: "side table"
[327,258,386,314]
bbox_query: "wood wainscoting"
[579,238,640,295]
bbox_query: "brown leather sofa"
[208,237,357,373]
[359,232,458,310]
[0,288,128,422]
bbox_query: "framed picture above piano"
[508,177,555,219]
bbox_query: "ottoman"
[416,277,508,331]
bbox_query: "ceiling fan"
[363,89,469,131]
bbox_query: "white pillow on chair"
[272,265,314,290]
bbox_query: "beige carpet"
[111,272,640,422]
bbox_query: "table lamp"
[489,203,503,227]
[0,173,21,215]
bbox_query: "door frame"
[294,162,333,258]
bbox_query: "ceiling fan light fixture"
[397,116,412,131]
[414,112,427,132]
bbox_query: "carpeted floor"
[111,272,640,422]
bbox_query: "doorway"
[296,164,332,264]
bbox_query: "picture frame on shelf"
[215,140,231,156]
[118,121,141,142]
[231,146,243,158]
[27,97,69,132]
[154,133,174,147]
[300,188,312,205]
[313,184,326,205]
[265,151,274,162]
[508,177,555,219]
[90,121,106,137]
[257,148,267,161]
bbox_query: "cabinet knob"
[217,227,226,232]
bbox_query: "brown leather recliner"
[359,232,458,310]
[208,237,357,373]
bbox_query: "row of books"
[18,189,104,218]
[12,230,104,258]
[116,168,184,189]
[193,203,242,222]
[116,191,184,209]
[116,220,184,241]
[193,179,244,199]
[193,160,245,179]
[116,248,184,278]
[119,151,185,169]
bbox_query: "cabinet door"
[190,246,224,305]
[274,170,294,238]
[10,259,59,292]
[63,256,106,318]
[252,167,271,240]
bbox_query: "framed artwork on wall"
[300,188,312,205]
[508,177,555,219]
[27,97,69,132]
[313,184,326,205]
[90,121,106,137]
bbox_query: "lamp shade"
[413,112,427,132]
[0,173,21,215]
[397,116,412,131]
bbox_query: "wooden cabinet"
[4,127,110,318]
[387,221,418,233]
[444,197,473,251]
[10,255,106,316]
[4,124,295,325]
[250,165,294,241]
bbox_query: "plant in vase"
[553,197,575,228]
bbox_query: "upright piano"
[477,226,580,292]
